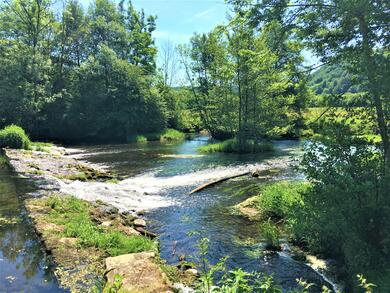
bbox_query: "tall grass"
[255,181,308,220]
[159,128,186,142]
[142,129,186,142]
[198,139,274,154]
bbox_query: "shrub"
[128,135,148,143]
[198,139,274,154]
[260,220,281,250]
[135,135,148,143]
[0,125,31,149]
[159,128,186,142]
[0,156,8,168]
[256,181,308,220]
[296,118,390,290]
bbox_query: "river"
[0,167,67,292]
[0,137,333,292]
[68,136,332,292]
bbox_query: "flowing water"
[67,137,334,292]
[0,167,66,292]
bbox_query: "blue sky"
[79,0,230,47]
[132,0,229,47]
[77,0,316,75]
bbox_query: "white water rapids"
[58,156,295,212]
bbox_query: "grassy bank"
[35,196,157,256]
[0,124,54,152]
[198,139,274,154]
[129,128,186,143]
[235,181,308,249]
[26,195,188,291]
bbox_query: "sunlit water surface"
[70,137,333,292]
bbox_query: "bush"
[128,135,148,143]
[296,119,390,290]
[0,156,8,168]
[256,181,308,220]
[159,128,186,142]
[198,138,274,154]
[0,125,31,149]
[260,221,281,250]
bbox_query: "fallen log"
[189,171,251,195]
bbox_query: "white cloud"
[185,7,216,23]
[194,8,214,20]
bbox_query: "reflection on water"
[73,137,333,292]
[0,168,66,293]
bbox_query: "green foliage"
[30,142,53,152]
[256,181,307,220]
[141,129,186,142]
[260,220,281,250]
[159,128,186,142]
[45,196,156,256]
[128,135,148,143]
[182,13,307,141]
[358,274,376,293]
[0,156,9,168]
[102,274,124,293]
[294,117,390,290]
[198,139,274,154]
[308,64,365,96]
[0,0,167,143]
[0,125,31,149]
[302,107,378,141]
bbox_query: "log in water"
[189,171,251,194]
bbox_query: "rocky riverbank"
[3,146,194,292]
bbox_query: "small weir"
[67,137,336,292]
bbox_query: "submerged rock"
[105,252,172,292]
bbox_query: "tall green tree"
[229,0,390,166]
[66,45,166,141]
[182,12,306,142]
[0,0,54,135]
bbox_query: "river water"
[0,137,334,292]
[0,167,66,292]
[68,137,333,292]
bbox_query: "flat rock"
[105,252,172,292]
[26,204,51,214]
[58,237,78,247]
[134,218,146,227]
[36,222,65,233]
[118,225,141,236]
[185,268,198,276]
[100,221,112,227]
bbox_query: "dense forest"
[0,0,198,142]
[0,0,389,292]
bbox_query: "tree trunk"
[358,15,390,168]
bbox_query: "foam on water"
[58,156,293,212]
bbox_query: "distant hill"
[308,64,364,95]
